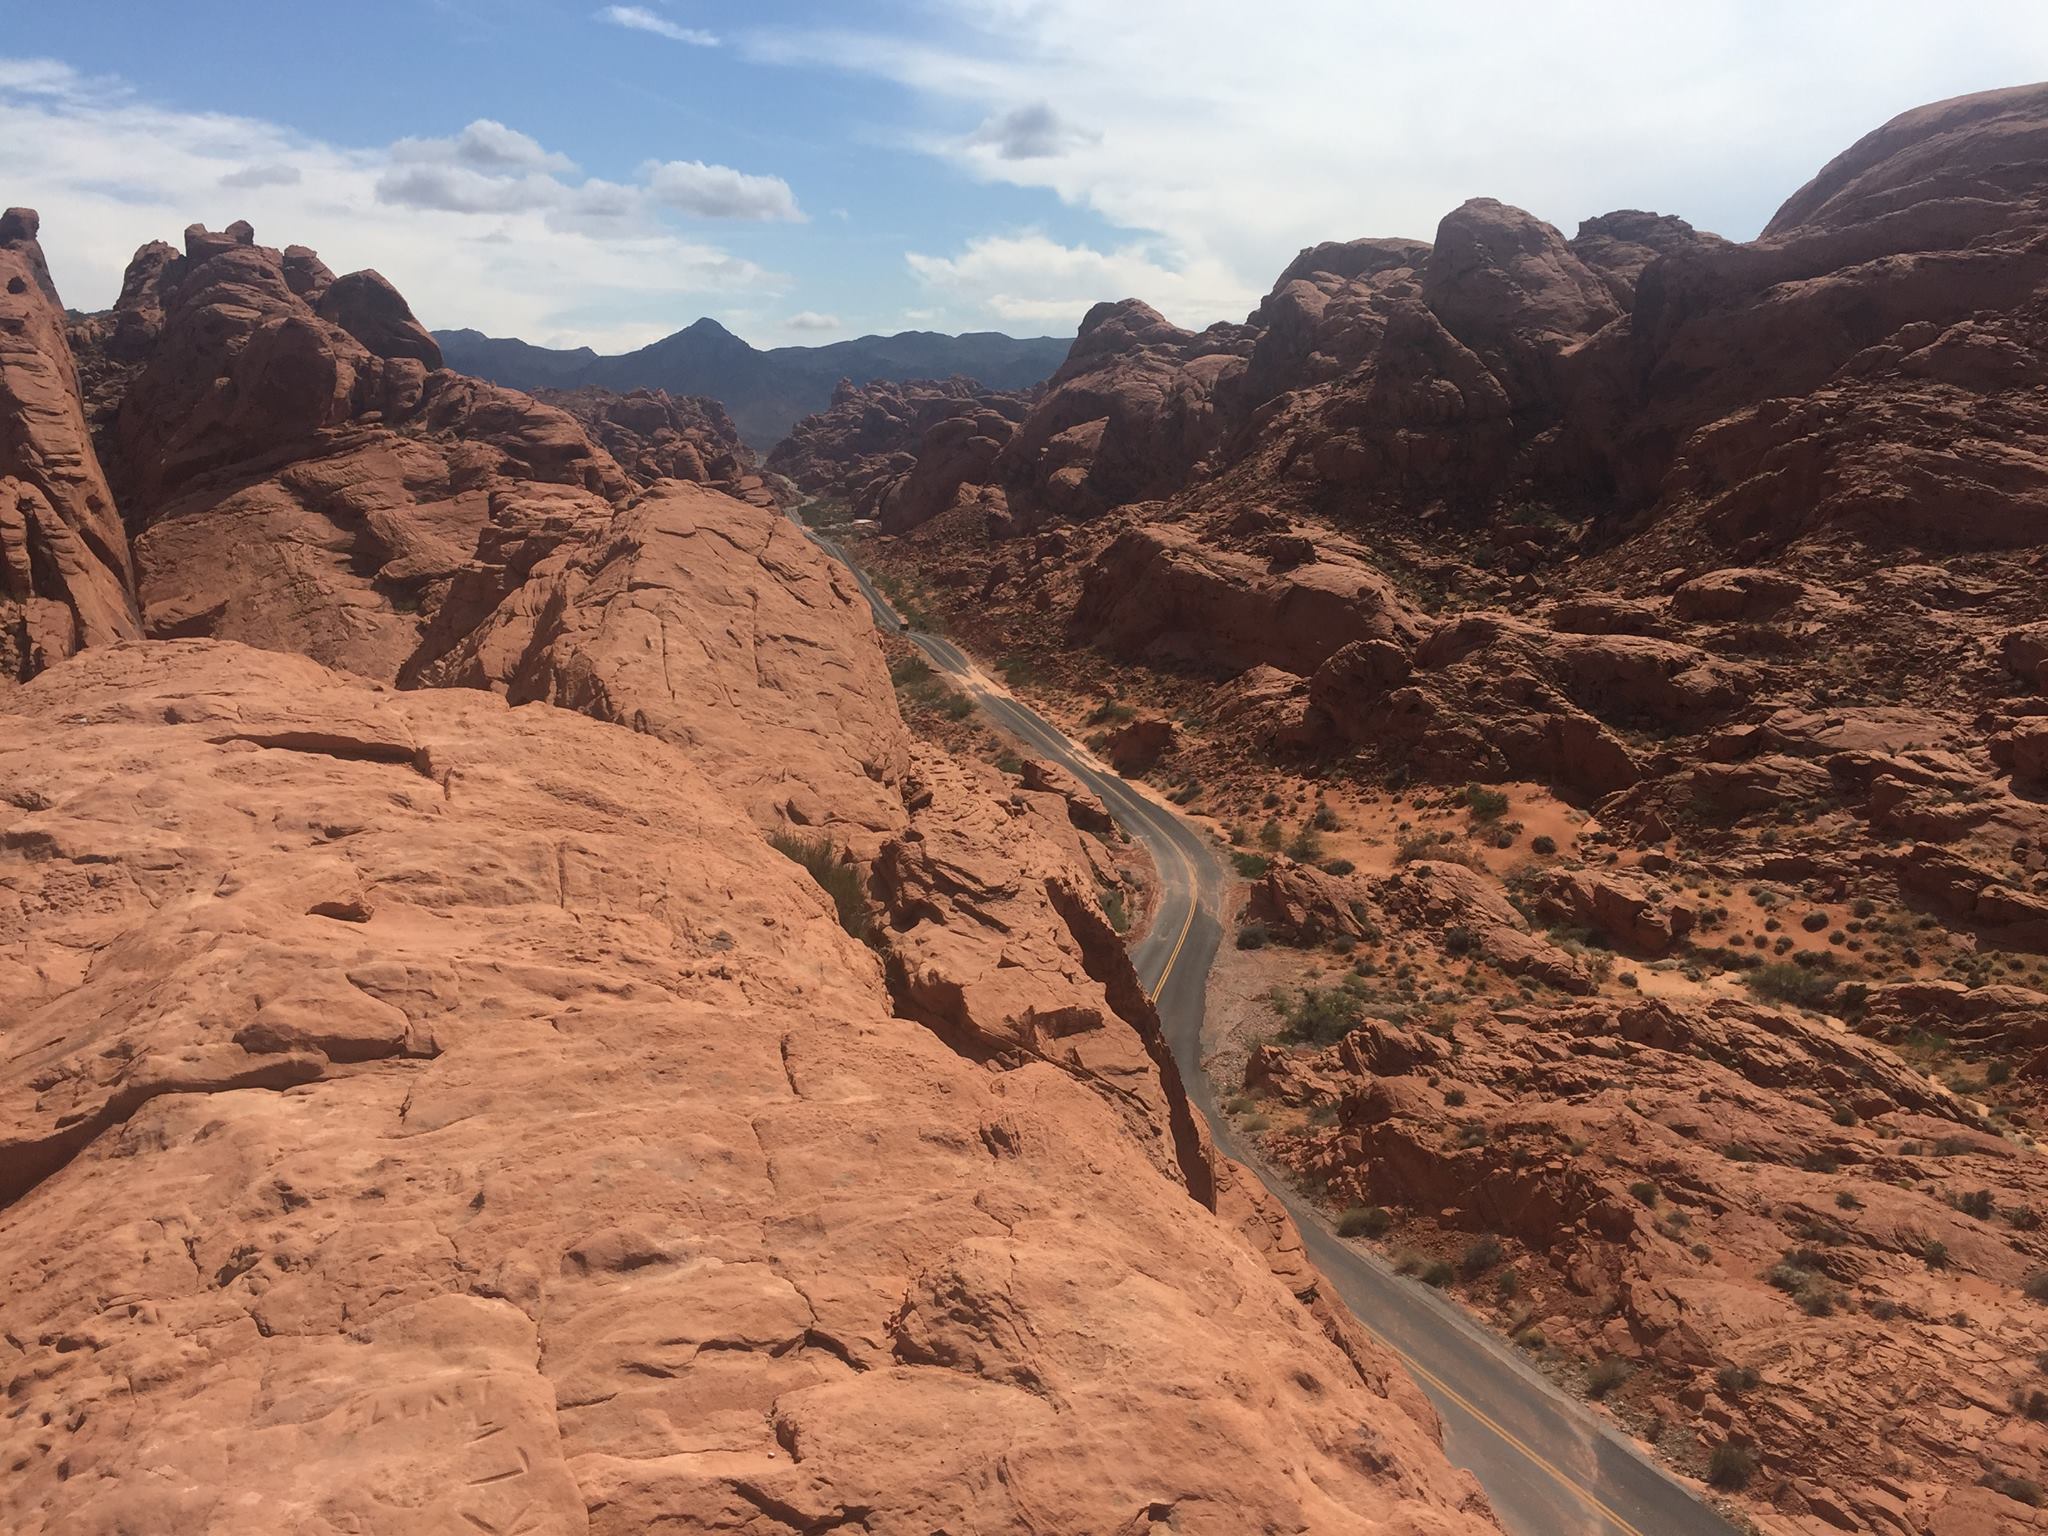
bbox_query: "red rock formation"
[0,208,137,678]
[539,384,779,504]
[768,375,1032,531]
[1,213,1505,1535]
[0,642,1498,1536]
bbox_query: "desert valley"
[5,31,2048,1536]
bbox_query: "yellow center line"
[1358,1321,1658,1536]
[897,591,1675,1536]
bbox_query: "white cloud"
[392,118,575,175]
[968,102,1098,161]
[906,231,1252,329]
[219,163,302,190]
[0,60,786,347]
[784,310,841,331]
[748,1,2048,328]
[645,159,803,221]
[599,5,717,47]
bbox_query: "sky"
[6,1,2048,352]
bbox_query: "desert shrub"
[1338,1205,1392,1238]
[1231,851,1271,878]
[1455,1119,1490,1148]
[1261,790,1282,809]
[1922,1239,1950,1269]
[1460,1235,1506,1278]
[942,692,975,720]
[1444,1087,1467,1107]
[1955,1188,1995,1220]
[1235,922,1269,951]
[1258,818,1284,850]
[1239,1112,1271,1132]
[1514,1326,1545,1349]
[1531,834,1558,855]
[1286,824,1325,861]
[1836,1190,1863,1210]
[1312,801,1342,831]
[1709,1443,1759,1490]
[1716,1365,1760,1395]
[1465,783,1510,821]
[770,831,870,942]
[1629,1180,1659,1205]
[1802,911,1830,933]
[2024,1270,2048,1303]
[1274,985,1366,1045]
[1746,962,1837,1010]
[1421,1260,1455,1288]
[1983,1474,2044,1507]
[2014,1388,2048,1422]
[2009,1204,2042,1232]
[993,750,1024,774]
[1321,857,1356,876]
[1085,699,1135,726]
[1585,1356,1633,1398]
[889,654,934,686]
[1100,887,1131,934]
[1443,924,1478,957]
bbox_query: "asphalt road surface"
[794,508,1743,1536]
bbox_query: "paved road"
[795,509,1742,1536]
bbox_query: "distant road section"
[795,506,1744,1536]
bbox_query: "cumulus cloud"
[905,231,1252,328]
[219,163,302,190]
[599,5,717,47]
[646,159,803,221]
[784,309,841,331]
[0,60,786,348]
[392,118,576,175]
[968,102,1098,161]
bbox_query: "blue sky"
[7,1,2048,350]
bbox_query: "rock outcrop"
[1,208,137,679]
[0,643,1496,1536]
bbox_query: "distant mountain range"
[432,318,1072,449]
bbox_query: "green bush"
[1585,1356,1633,1398]
[1286,824,1325,861]
[1273,985,1366,1045]
[1746,962,1837,1010]
[1530,834,1558,856]
[1100,888,1131,934]
[770,831,870,942]
[1337,1206,1392,1238]
[1230,851,1272,878]
[1709,1443,1759,1490]
[1459,1235,1506,1278]
[1258,817,1284,850]
[1465,783,1510,821]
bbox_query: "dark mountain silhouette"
[433,318,1071,449]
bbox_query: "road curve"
[795,509,1742,1536]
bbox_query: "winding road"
[796,510,1742,1536]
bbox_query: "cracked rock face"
[0,642,1496,1535]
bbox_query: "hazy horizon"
[9,2,2048,349]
